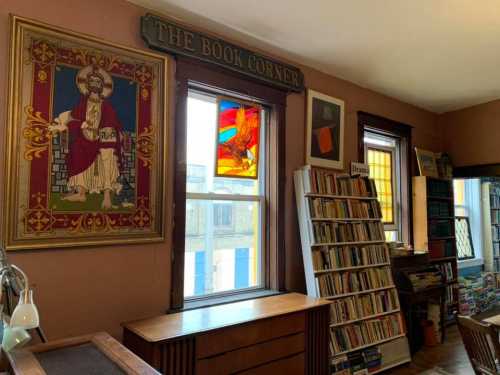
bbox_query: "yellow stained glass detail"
[368,148,394,223]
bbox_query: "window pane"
[367,148,394,224]
[385,230,398,242]
[184,199,262,297]
[186,92,262,195]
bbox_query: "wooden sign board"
[351,162,370,177]
[141,13,304,92]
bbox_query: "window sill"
[458,258,484,269]
[172,289,283,313]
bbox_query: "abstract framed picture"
[215,96,261,179]
[415,147,439,178]
[306,89,345,170]
[3,16,168,250]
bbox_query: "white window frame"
[364,131,403,241]
[184,89,268,301]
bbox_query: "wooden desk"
[5,332,160,375]
[122,293,331,375]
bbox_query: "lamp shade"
[11,289,39,329]
[2,324,30,352]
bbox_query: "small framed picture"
[306,89,345,170]
[415,147,439,178]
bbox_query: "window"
[364,131,402,241]
[453,178,482,262]
[183,90,267,299]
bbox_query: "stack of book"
[407,269,443,291]
[311,221,385,244]
[316,267,393,297]
[312,245,388,270]
[309,198,382,219]
[329,314,405,354]
[330,289,399,325]
[459,273,498,315]
[437,262,454,282]
[295,166,410,374]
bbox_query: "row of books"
[309,198,382,219]
[329,314,404,354]
[445,284,457,305]
[491,210,500,224]
[332,347,382,374]
[316,267,393,297]
[494,242,500,257]
[303,167,377,197]
[490,192,500,210]
[427,179,451,198]
[330,289,400,325]
[459,273,499,316]
[492,225,500,241]
[429,220,453,238]
[428,200,451,218]
[437,262,455,282]
[312,222,385,244]
[313,245,388,271]
[407,269,442,291]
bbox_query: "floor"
[386,324,474,375]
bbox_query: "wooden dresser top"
[122,293,331,342]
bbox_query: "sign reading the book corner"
[141,14,304,92]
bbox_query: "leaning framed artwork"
[306,89,345,169]
[3,16,168,250]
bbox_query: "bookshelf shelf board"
[331,333,407,358]
[311,240,386,247]
[428,217,455,220]
[427,196,453,201]
[305,193,378,200]
[371,358,412,374]
[491,208,500,211]
[429,256,456,262]
[429,236,455,240]
[310,217,381,222]
[314,262,391,274]
[325,285,397,300]
[330,309,401,328]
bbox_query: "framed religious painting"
[306,89,345,169]
[3,16,168,250]
[415,147,439,178]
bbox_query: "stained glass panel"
[368,148,394,224]
[215,98,261,179]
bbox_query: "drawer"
[196,332,304,374]
[237,352,305,375]
[196,312,305,359]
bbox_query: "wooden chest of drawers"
[122,293,330,375]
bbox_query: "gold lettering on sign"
[167,25,182,47]
[248,55,256,72]
[291,71,299,86]
[184,31,195,52]
[212,41,222,60]
[265,61,274,79]
[255,58,265,75]
[201,37,211,56]
[274,65,283,81]
[234,49,243,68]
[155,21,167,43]
[223,46,234,64]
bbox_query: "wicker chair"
[458,315,500,375]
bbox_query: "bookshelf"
[295,166,411,374]
[413,176,458,326]
[482,180,500,272]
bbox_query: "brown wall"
[439,99,500,167]
[0,0,442,340]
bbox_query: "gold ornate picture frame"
[3,16,168,250]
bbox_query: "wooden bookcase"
[482,180,500,272]
[413,176,458,325]
[295,166,411,374]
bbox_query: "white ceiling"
[130,0,500,113]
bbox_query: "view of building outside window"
[184,91,265,298]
